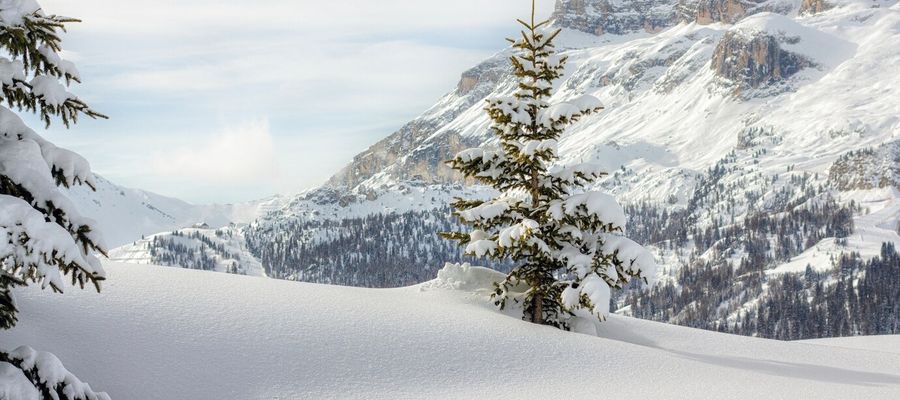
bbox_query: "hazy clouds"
[36,0,556,203]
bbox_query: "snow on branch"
[538,94,604,127]
[0,108,106,251]
[548,191,627,230]
[0,0,107,127]
[0,195,105,292]
[0,346,110,400]
[600,233,657,281]
[458,200,512,223]
[548,163,607,185]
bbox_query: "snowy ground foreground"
[2,263,899,400]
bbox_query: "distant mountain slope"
[63,174,285,247]
[109,0,899,340]
[252,0,900,268]
[2,262,898,399]
[108,227,266,277]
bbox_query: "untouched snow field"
[2,263,899,399]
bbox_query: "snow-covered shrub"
[424,262,514,292]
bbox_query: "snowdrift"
[2,263,899,399]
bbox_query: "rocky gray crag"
[711,30,812,95]
[677,0,795,24]
[326,56,508,191]
[552,0,679,35]
[799,0,832,15]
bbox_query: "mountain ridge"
[63,174,285,248]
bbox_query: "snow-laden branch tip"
[548,191,627,229]
[538,94,604,127]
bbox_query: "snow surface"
[2,262,898,400]
[803,335,900,355]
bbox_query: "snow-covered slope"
[1,263,898,399]
[108,226,266,277]
[63,174,285,247]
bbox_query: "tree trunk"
[533,291,543,325]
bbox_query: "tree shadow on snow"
[665,349,900,388]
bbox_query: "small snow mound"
[422,263,506,292]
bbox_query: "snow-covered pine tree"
[441,0,655,329]
[0,1,110,398]
[0,0,107,330]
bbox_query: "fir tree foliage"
[0,0,107,330]
[441,1,655,329]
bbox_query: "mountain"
[63,174,286,248]
[121,0,900,339]
[2,262,898,399]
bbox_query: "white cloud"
[42,1,557,37]
[35,0,559,202]
[152,119,279,185]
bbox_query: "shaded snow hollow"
[2,263,899,399]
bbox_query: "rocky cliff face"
[552,0,679,35]
[552,0,798,30]
[326,57,508,190]
[677,0,795,24]
[711,31,812,95]
[799,0,832,15]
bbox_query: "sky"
[34,0,557,204]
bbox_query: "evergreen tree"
[0,1,108,397]
[0,0,107,330]
[441,1,654,329]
